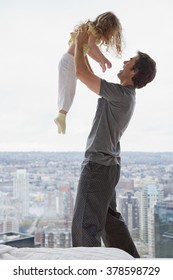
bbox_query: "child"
[54,11,123,134]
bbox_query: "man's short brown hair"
[132,51,157,89]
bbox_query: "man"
[72,30,156,258]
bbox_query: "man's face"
[117,55,138,84]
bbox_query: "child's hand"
[99,58,112,72]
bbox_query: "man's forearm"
[74,31,101,94]
[75,42,89,76]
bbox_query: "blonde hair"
[74,11,123,56]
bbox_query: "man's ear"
[130,68,138,79]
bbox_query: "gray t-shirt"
[84,79,136,166]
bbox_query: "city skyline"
[0,151,173,257]
[0,0,173,152]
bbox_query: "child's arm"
[87,33,112,72]
[84,55,94,73]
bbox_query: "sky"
[0,0,173,152]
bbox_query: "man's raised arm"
[74,30,101,95]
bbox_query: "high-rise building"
[13,169,29,217]
[118,192,139,234]
[154,201,173,258]
[57,183,73,219]
[0,192,19,233]
[148,206,155,257]
[137,184,164,243]
[44,186,57,218]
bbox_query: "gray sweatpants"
[72,161,140,258]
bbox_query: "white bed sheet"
[0,245,134,260]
